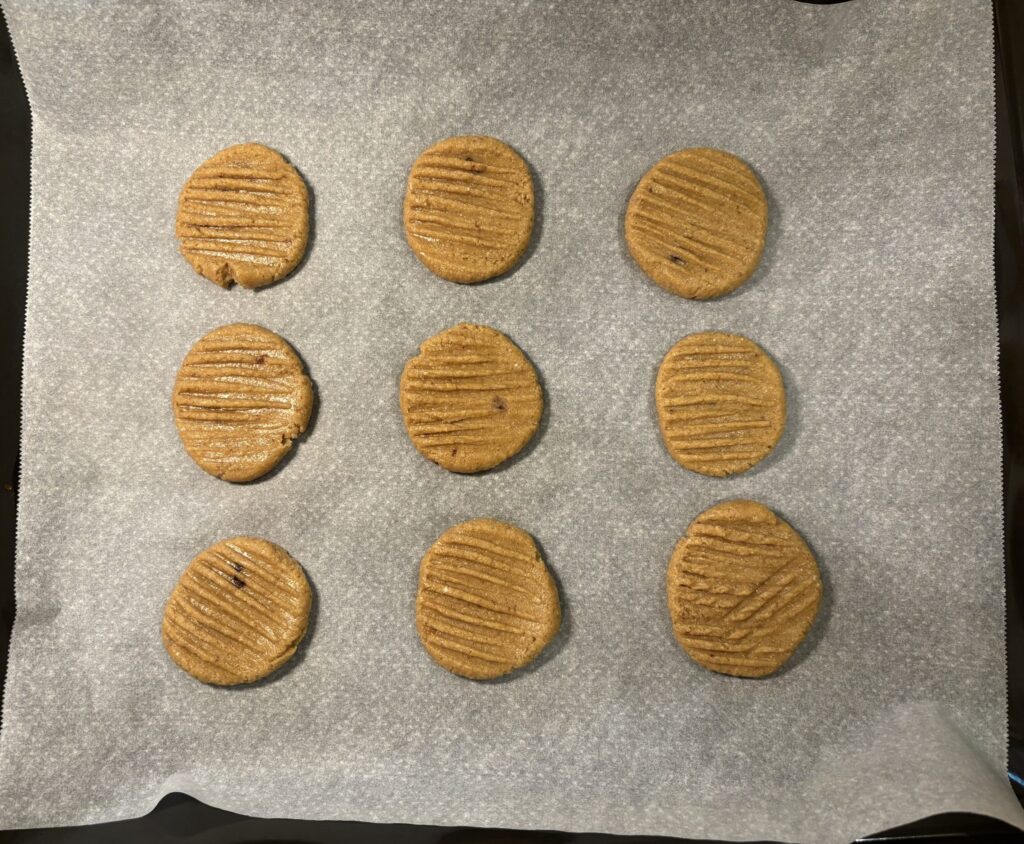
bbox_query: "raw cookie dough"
[655,331,785,477]
[162,536,312,686]
[667,499,821,678]
[172,323,314,482]
[625,148,767,299]
[403,135,534,283]
[416,518,561,680]
[400,323,543,473]
[176,143,309,289]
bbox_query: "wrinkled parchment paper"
[1,1,1020,841]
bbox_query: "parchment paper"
[1,1,1019,841]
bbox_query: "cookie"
[625,148,767,299]
[416,518,561,680]
[176,143,309,289]
[667,500,821,678]
[403,135,534,283]
[172,323,314,482]
[162,536,312,686]
[655,331,785,477]
[400,323,543,473]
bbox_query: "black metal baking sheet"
[0,1,1021,841]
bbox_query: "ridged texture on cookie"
[176,143,309,289]
[667,500,821,678]
[625,148,767,299]
[403,135,534,283]
[655,332,785,477]
[162,536,312,686]
[416,519,561,680]
[400,323,543,473]
[172,323,313,482]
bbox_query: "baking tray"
[0,1,1021,841]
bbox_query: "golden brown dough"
[625,148,767,299]
[162,536,312,686]
[172,323,313,482]
[655,331,785,477]
[667,500,821,678]
[400,323,543,473]
[176,143,309,289]
[403,135,534,283]
[416,519,561,680]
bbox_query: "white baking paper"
[0,1,1019,841]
